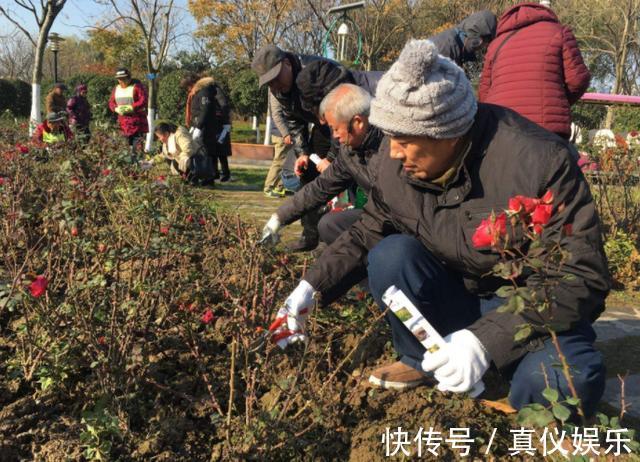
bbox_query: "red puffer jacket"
[478,3,590,138]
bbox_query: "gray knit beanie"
[370,39,477,139]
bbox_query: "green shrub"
[604,230,640,287]
[612,105,640,133]
[87,75,117,125]
[228,68,267,119]
[572,102,606,131]
[0,79,18,116]
[66,73,97,93]
[158,69,188,124]
[9,80,31,117]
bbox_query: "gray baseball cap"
[251,44,285,87]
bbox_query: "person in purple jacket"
[67,84,92,142]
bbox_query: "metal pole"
[53,50,59,83]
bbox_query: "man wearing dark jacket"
[430,10,497,66]
[252,45,336,251]
[181,74,232,182]
[261,84,383,249]
[270,40,610,417]
[252,45,381,251]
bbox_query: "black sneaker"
[287,236,319,252]
[220,175,234,183]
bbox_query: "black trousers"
[203,142,230,179]
[214,155,230,178]
[317,209,363,245]
[299,124,332,242]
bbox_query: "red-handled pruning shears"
[249,307,309,352]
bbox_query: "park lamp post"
[337,22,349,62]
[324,1,365,65]
[48,32,65,83]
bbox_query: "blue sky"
[0,0,195,43]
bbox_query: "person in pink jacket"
[108,68,148,152]
[478,2,590,139]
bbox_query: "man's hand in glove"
[259,214,281,245]
[191,128,203,141]
[421,329,490,393]
[269,280,316,349]
[217,124,231,144]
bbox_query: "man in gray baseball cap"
[252,44,287,88]
[251,44,337,252]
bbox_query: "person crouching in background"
[32,112,74,148]
[153,121,215,186]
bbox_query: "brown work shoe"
[369,361,430,391]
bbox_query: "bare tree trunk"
[30,16,56,134]
[1,1,67,135]
[145,76,158,152]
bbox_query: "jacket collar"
[345,125,383,162]
[400,107,491,206]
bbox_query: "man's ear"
[353,115,366,132]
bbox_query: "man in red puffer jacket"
[478,2,590,139]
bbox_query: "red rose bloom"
[160,225,170,235]
[508,195,539,214]
[472,212,507,248]
[29,275,48,298]
[531,204,553,226]
[201,309,214,324]
[540,189,553,204]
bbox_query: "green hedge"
[87,75,118,125]
[612,106,640,133]
[229,68,267,119]
[9,80,31,117]
[4,68,271,125]
[0,79,18,116]
[158,69,188,124]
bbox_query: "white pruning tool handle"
[382,286,485,398]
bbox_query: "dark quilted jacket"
[303,104,609,371]
[478,3,590,138]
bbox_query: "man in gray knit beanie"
[370,39,477,139]
[271,38,608,417]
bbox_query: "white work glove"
[217,124,231,144]
[259,214,281,245]
[192,128,203,141]
[421,329,490,393]
[269,280,316,349]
